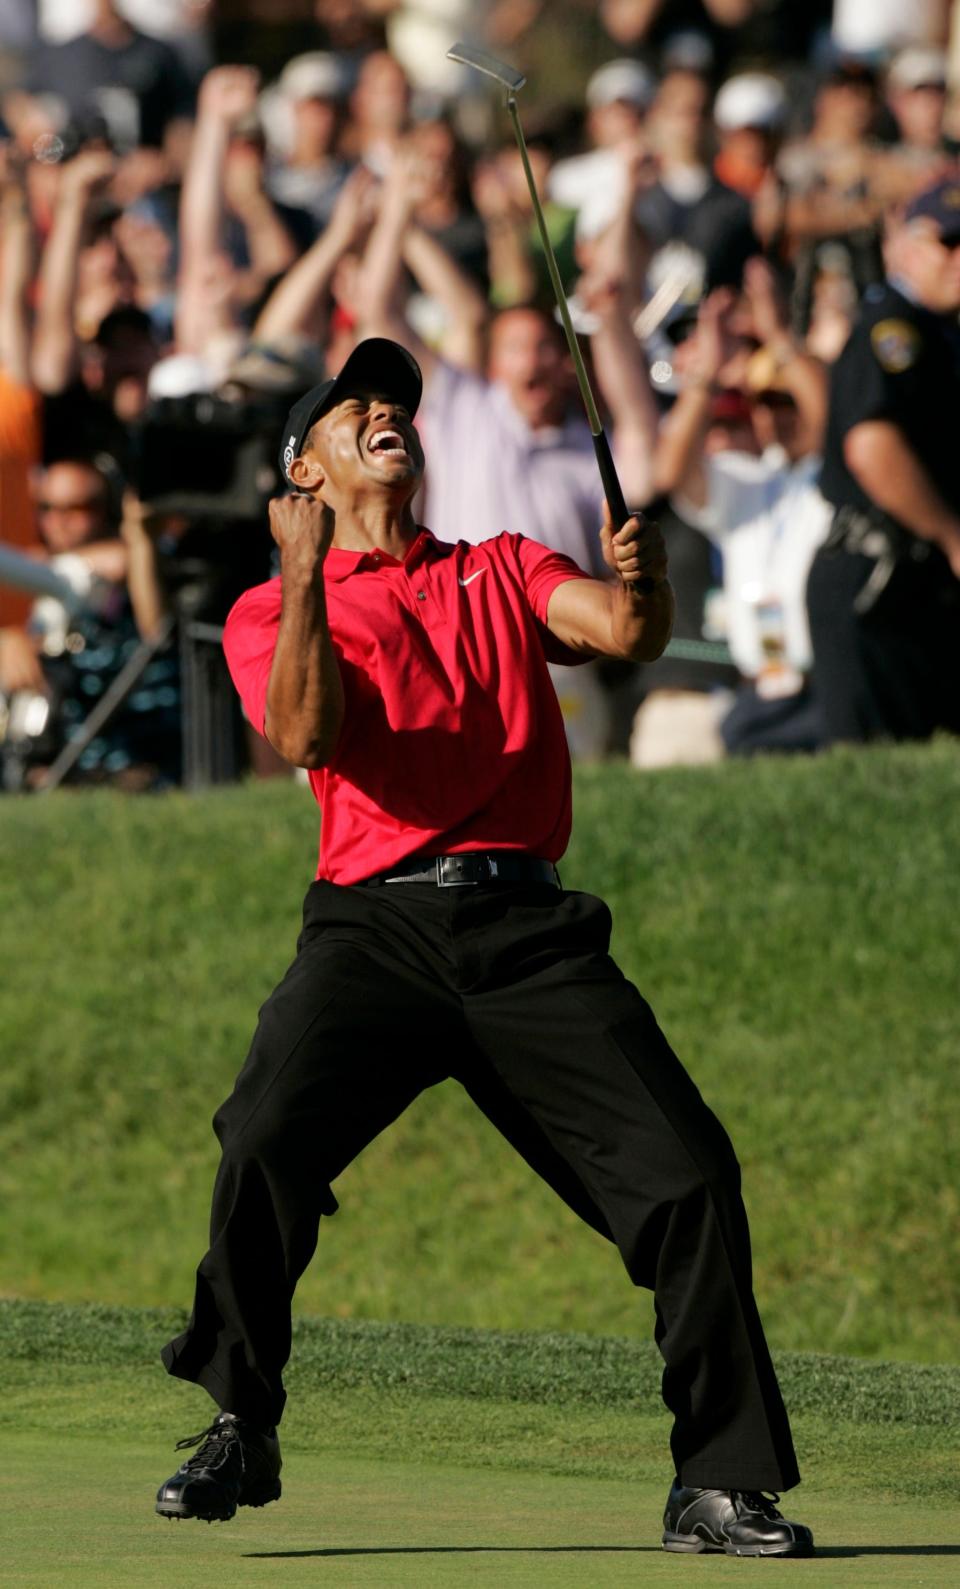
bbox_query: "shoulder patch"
[870,318,922,374]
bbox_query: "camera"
[131,391,287,524]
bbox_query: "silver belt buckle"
[438,856,469,886]
[437,854,493,886]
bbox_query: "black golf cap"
[279,337,422,482]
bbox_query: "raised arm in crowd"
[358,141,489,377]
[176,66,297,357]
[654,258,828,507]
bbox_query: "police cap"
[903,177,960,246]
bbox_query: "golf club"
[448,40,651,584]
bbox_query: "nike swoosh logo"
[458,570,487,587]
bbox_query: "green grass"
[3,1302,960,1587]
[9,1438,960,1588]
[2,742,960,1363]
[5,1301,959,1432]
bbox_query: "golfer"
[155,337,813,1558]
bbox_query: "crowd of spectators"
[1,0,959,788]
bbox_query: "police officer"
[810,176,960,742]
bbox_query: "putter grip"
[592,429,655,594]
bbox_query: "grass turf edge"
[2,1298,956,1428]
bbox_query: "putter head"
[446,42,526,94]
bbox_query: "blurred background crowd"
[2,0,960,791]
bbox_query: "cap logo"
[283,435,297,472]
[944,187,960,208]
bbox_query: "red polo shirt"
[223,529,589,884]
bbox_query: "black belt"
[359,852,561,888]
[825,505,931,614]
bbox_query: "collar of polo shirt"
[324,528,449,581]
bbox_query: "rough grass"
[4,1299,959,1431]
[2,742,959,1363]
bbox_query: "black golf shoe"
[155,1412,282,1522]
[662,1481,814,1556]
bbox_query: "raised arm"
[0,154,34,387]
[252,167,378,345]
[176,66,258,352]
[356,148,437,381]
[263,495,344,768]
[401,221,489,371]
[472,154,537,308]
[179,67,259,276]
[742,257,827,454]
[221,138,297,303]
[31,148,116,394]
[545,508,674,663]
[653,289,737,506]
[119,492,171,643]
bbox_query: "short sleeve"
[504,534,594,666]
[222,579,282,733]
[830,316,927,434]
[511,534,589,623]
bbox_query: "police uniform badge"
[870,319,921,374]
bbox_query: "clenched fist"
[268,494,336,570]
[600,503,668,590]
[199,65,260,127]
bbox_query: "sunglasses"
[37,499,104,512]
[751,390,796,411]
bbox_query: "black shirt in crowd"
[635,177,758,292]
[26,28,195,148]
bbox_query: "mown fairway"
[9,1437,960,1587]
[3,742,959,1361]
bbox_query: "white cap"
[278,52,348,103]
[147,353,218,400]
[586,59,655,112]
[887,46,948,92]
[713,72,787,132]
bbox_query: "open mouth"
[366,427,411,461]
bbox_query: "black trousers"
[806,540,960,744]
[162,880,799,1492]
